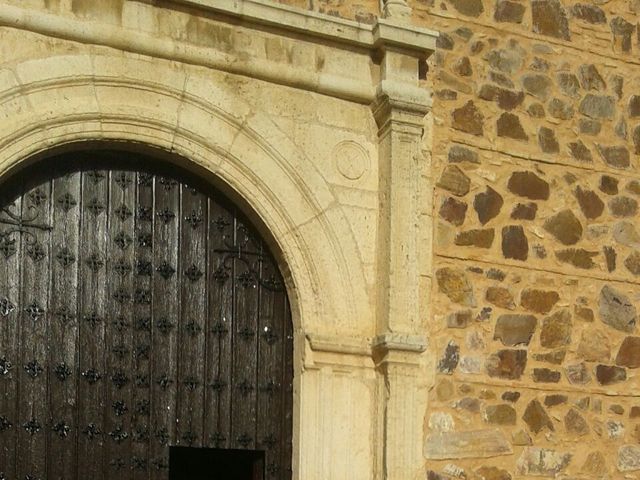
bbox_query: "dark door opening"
[170,447,264,479]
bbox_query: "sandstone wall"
[286,0,640,478]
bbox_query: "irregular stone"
[449,0,485,16]
[440,71,473,94]
[512,429,532,446]
[565,362,591,384]
[527,102,546,117]
[429,412,455,432]
[511,203,537,220]
[533,368,561,383]
[436,89,458,100]
[533,349,566,364]
[555,248,598,269]
[476,307,492,322]
[477,84,524,110]
[578,64,606,91]
[619,445,640,471]
[544,210,582,245]
[610,404,625,415]
[494,314,537,345]
[449,145,479,164]
[610,17,635,53]
[454,27,474,40]
[517,447,572,476]
[625,251,640,275]
[540,309,572,348]
[565,408,589,435]
[627,180,640,195]
[616,117,628,139]
[597,145,630,169]
[459,356,482,373]
[538,127,559,153]
[470,40,484,55]
[447,310,472,328]
[426,470,449,480]
[609,196,638,217]
[600,175,619,195]
[575,186,604,219]
[494,0,525,22]
[438,341,460,374]
[436,32,455,50]
[523,400,554,433]
[579,118,601,135]
[577,329,611,362]
[544,394,567,406]
[596,364,627,385]
[485,404,517,425]
[502,391,520,402]
[497,112,528,140]
[508,171,550,200]
[533,245,547,259]
[575,303,595,322]
[634,125,640,154]
[581,451,607,475]
[455,228,495,248]
[557,72,581,98]
[436,379,455,401]
[521,73,553,100]
[607,420,625,439]
[547,98,574,120]
[615,336,640,368]
[424,429,513,459]
[571,3,606,23]
[599,285,636,333]
[437,267,476,306]
[454,397,481,412]
[520,289,559,314]
[474,187,503,225]
[484,47,524,74]
[588,224,609,238]
[452,101,484,136]
[612,75,624,99]
[531,0,571,39]
[579,94,616,119]
[568,140,593,162]
[452,57,472,78]
[502,226,528,260]
[486,268,506,281]
[631,406,640,418]
[438,165,471,196]
[630,95,640,117]
[613,222,640,248]
[440,197,468,226]
[489,71,514,88]
[475,466,512,480]
[486,349,527,379]
[529,57,549,72]
[486,287,516,310]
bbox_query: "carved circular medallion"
[334,141,369,181]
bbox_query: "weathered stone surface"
[449,0,485,17]
[438,165,471,196]
[610,17,635,52]
[485,404,517,425]
[579,94,616,119]
[497,112,528,140]
[440,197,468,226]
[607,420,625,439]
[568,140,593,162]
[543,209,582,245]
[618,445,640,472]
[438,341,460,374]
[540,309,572,348]
[599,285,636,332]
[581,451,607,475]
[533,349,566,364]
[555,248,598,269]
[484,48,524,74]
[521,73,553,100]
[578,64,606,91]
[575,186,604,219]
[597,145,630,169]
[517,447,572,476]
[538,127,559,153]
[533,368,561,383]
[625,251,640,275]
[436,32,455,50]
[596,364,627,385]
[609,196,638,217]
[486,268,506,281]
[474,187,504,225]
[565,362,591,384]
[557,72,580,98]
[475,466,512,480]
[459,355,482,373]
[527,102,546,118]
[424,429,512,459]
[520,289,559,314]
[577,329,611,362]
[575,304,595,322]
[512,429,532,446]
[615,336,640,368]
[449,144,479,163]
[613,221,640,247]
[486,349,527,379]
[511,202,537,220]
[429,412,455,432]
[610,404,624,415]
[486,287,516,310]
[437,267,476,306]
[489,71,515,88]
[544,394,567,406]
[565,408,589,435]
[571,3,606,23]
[477,84,524,110]
[531,0,571,39]
[547,98,574,120]
[436,89,458,100]
[441,71,473,94]
[523,400,554,433]
[452,101,484,135]
[508,171,550,200]
[600,175,619,195]
[452,58,472,78]
[627,180,640,195]
[502,391,520,402]
[494,0,525,22]
[579,118,601,135]
[629,95,640,117]
[455,228,495,248]
[447,310,472,328]
[494,314,537,345]
[455,397,481,412]
[502,226,528,260]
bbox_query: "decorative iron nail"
[0,297,15,317]
[156,318,174,334]
[156,208,175,224]
[152,458,169,470]
[83,423,101,439]
[133,427,149,443]
[85,253,104,271]
[184,210,203,229]
[56,193,77,212]
[137,206,153,221]
[111,371,128,389]
[23,418,41,435]
[112,345,129,359]
[210,432,226,446]
[114,172,132,189]
[211,322,228,337]
[0,238,17,258]
[182,430,197,446]
[109,425,129,443]
[86,198,105,216]
[82,369,101,384]
[113,259,132,276]
[83,312,102,326]
[29,189,47,206]
[238,326,254,340]
[238,380,254,396]
[134,289,151,305]
[114,232,132,250]
[185,321,201,336]
[109,458,126,470]
[54,363,71,381]
[266,463,280,475]
[237,433,252,448]
[0,416,12,432]
[210,379,227,392]
[112,401,128,416]
[52,421,70,438]
[54,306,75,323]
[137,233,152,248]
[24,360,43,378]
[183,377,199,391]
[134,344,150,360]
[24,302,45,321]
[184,264,203,282]
[86,171,105,184]
[26,243,46,263]
[261,275,284,291]
[213,266,230,284]
[262,434,277,449]
[136,260,152,276]
[214,216,231,231]
[0,357,12,376]
[55,247,75,267]
[113,289,131,304]
[134,375,149,388]
[237,271,256,288]
[155,428,170,445]
[156,261,176,279]
[135,400,150,416]
[138,173,153,186]
[159,177,177,190]
[114,204,132,221]
[262,326,278,345]
[261,380,279,395]
[131,456,147,470]
[135,317,151,331]
[156,375,172,390]
[112,317,129,331]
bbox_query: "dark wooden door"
[0,151,293,480]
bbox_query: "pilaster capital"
[372,80,431,133]
[381,0,412,21]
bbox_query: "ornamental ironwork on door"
[0,150,293,480]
